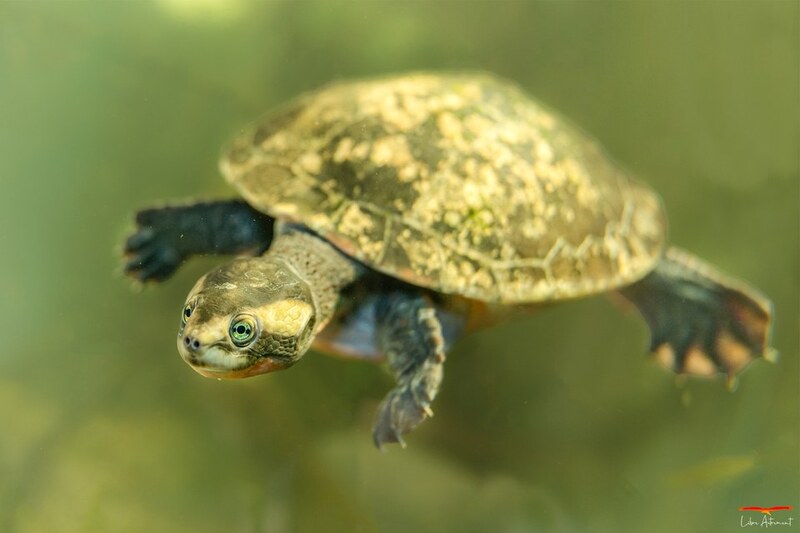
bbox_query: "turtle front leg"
[123,200,274,282]
[373,292,447,449]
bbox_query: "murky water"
[1,2,797,532]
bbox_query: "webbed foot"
[123,207,188,282]
[620,247,773,382]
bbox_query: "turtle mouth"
[178,341,249,376]
[178,341,288,378]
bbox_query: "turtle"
[122,72,774,449]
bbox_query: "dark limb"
[373,291,447,449]
[123,200,274,282]
[618,247,774,385]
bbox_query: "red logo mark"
[739,506,793,516]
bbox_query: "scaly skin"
[121,73,775,449]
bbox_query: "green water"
[1,2,797,532]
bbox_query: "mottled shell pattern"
[220,73,666,304]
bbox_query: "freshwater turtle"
[122,72,774,448]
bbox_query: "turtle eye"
[182,304,193,324]
[230,316,257,347]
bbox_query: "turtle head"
[177,257,317,378]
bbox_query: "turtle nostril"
[183,335,201,351]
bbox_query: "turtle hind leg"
[618,247,774,382]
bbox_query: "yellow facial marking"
[190,316,230,346]
[257,299,313,337]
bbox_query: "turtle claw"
[124,225,158,252]
[764,348,779,364]
[123,211,186,282]
[124,245,182,281]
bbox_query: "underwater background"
[0,1,797,531]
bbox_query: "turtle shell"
[220,72,666,304]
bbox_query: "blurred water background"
[0,1,797,532]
